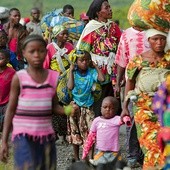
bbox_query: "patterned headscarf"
[52,25,66,37]
[69,49,87,63]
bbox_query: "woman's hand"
[0,142,9,163]
[120,107,130,122]
[114,83,121,98]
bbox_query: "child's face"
[76,53,90,71]
[63,9,74,18]
[0,53,9,67]
[101,98,116,119]
[56,30,68,43]
[22,40,47,68]
[10,10,21,25]
[31,9,40,20]
[0,32,7,47]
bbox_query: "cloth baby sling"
[51,42,72,73]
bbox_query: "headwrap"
[69,49,86,63]
[52,25,65,37]
[146,28,167,39]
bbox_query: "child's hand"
[70,64,75,72]
[0,142,9,163]
[122,116,132,127]
[92,61,98,68]
[70,101,80,117]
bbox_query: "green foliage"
[0,0,133,29]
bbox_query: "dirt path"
[56,126,142,170]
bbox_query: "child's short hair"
[63,4,74,13]
[0,49,10,60]
[9,8,20,15]
[22,34,47,49]
[102,96,120,113]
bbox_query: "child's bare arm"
[52,95,64,115]
[92,61,105,82]
[0,74,20,162]
[67,64,75,90]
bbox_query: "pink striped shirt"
[12,69,59,140]
[115,27,150,68]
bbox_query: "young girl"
[43,25,74,143]
[0,49,15,132]
[82,96,126,165]
[0,35,68,170]
[67,50,105,161]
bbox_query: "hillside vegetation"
[0,0,134,29]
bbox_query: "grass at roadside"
[0,0,133,29]
[0,149,13,170]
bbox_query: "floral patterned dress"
[77,20,121,84]
[126,55,170,169]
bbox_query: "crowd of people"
[0,0,169,169]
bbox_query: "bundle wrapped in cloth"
[0,6,9,19]
[128,0,170,33]
[41,8,84,45]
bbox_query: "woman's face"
[56,30,68,43]
[97,1,112,20]
[149,35,167,53]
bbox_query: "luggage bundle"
[41,8,84,44]
[128,0,170,33]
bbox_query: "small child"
[67,50,105,161]
[0,30,19,70]
[0,35,73,170]
[82,96,127,166]
[0,49,15,132]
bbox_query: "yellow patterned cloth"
[128,0,170,33]
[127,54,170,169]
